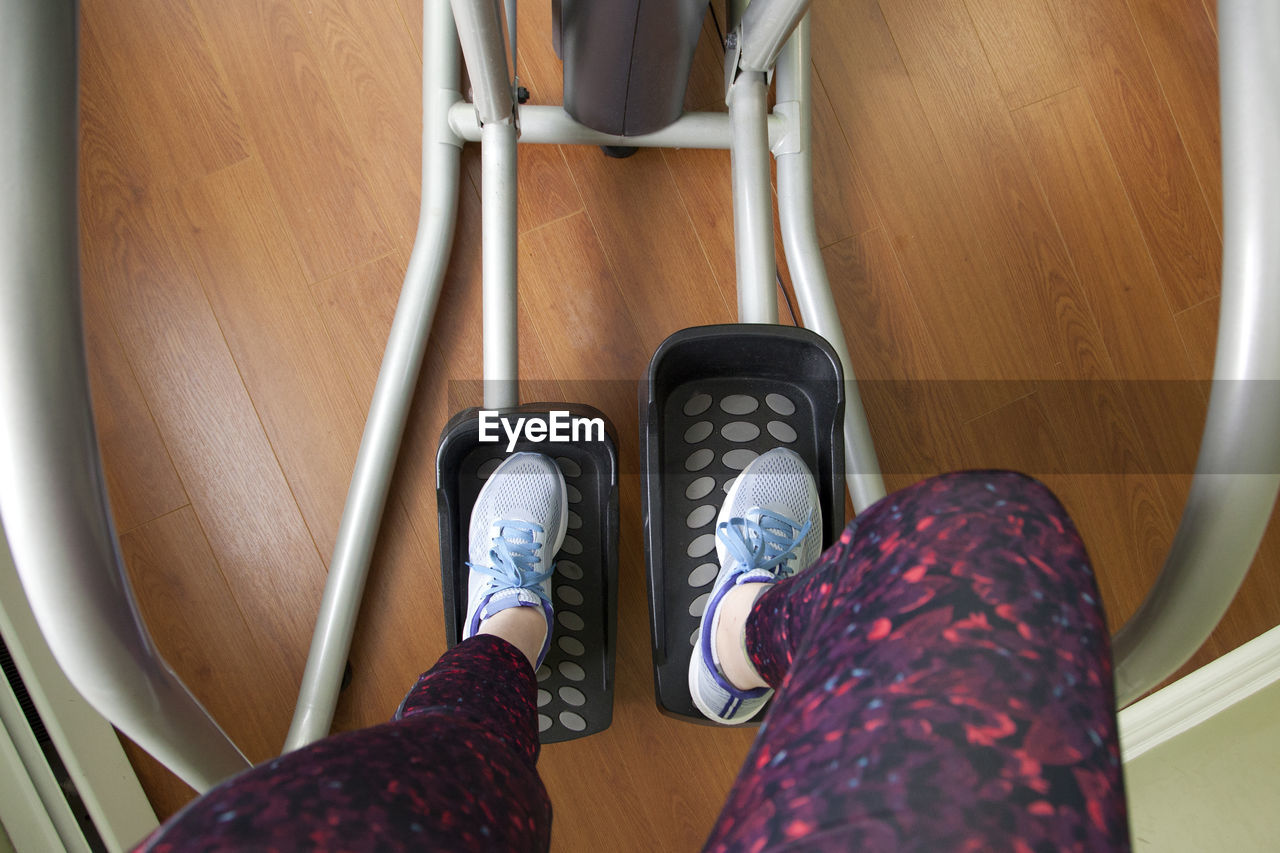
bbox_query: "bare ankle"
[478,605,548,669]
[715,583,770,690]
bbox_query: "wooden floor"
[79,0,1278,845]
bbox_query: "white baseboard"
[1118,623,1280,763]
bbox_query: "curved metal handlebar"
[1111,0,1280,707]
[0,0,251,791]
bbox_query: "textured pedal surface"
[438,405,619,743]
[642,326,845,723]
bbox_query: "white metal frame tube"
[773,17,886,512]
[0,0,251,791]
[482,120,520,409]
[285,0,465,749]
[1111,0,1280,706]
[729,71,779,324]
[737,0,813,74]
[449,0,513,125]
[449,103,785,149]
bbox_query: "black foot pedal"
[641,325,846,722]
[437,404,620,742]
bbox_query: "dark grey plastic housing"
[558,0,711,135]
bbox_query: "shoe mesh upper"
[726,450,816,530]
[469,455,563,564]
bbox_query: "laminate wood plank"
[80,0,247,190]
[540,714,756,853]
[810,1,1036,419]
[169,159,367,563]
[809,72,879,249]
[115,507,298,805]
[1125,0,1222,234]
[1029,381,1179,626]
[1051,0,1220,312]
[292,0,432,252]
[317,151,484,416]
[822,230,974,495]
[81,280,189,534]
[394,0,422,59]
[1202,0,1217,32]
[517,213,649,385]
[79,148,325,697]
[173,167,462,733]
[879,0,1111,385]
[113,504,261,819]
[517,145,588,236]
[189,0,389,281]
[963,0,1078,110]
[464,143,586,236]
[1012,88,1207,613]
[324,494,446,733]
[313,255,413,412]
[959,391,1064,476]
[661,148,736,300]
[1206,517,1280,660]
[514,213,645,642]
[1175,297,1218,381]
[559,146,733,351]
[661,147,794,325]
[513,213,645,512]
[1013,89,1201,453]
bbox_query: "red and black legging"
[136,471,1129,851]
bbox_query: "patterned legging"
[136,471,1128,851]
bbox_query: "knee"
[922,470,1063,511]
[862,471,1075,535]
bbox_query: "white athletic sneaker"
[463,453,568,669]
[689,447,822,724]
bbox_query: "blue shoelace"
[716,509,813,579]
[468,519,554,604]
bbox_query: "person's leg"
[135,633,550,852]
[136,453,568,852]
[704,470,1129,852]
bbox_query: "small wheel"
[600,145,639,159]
